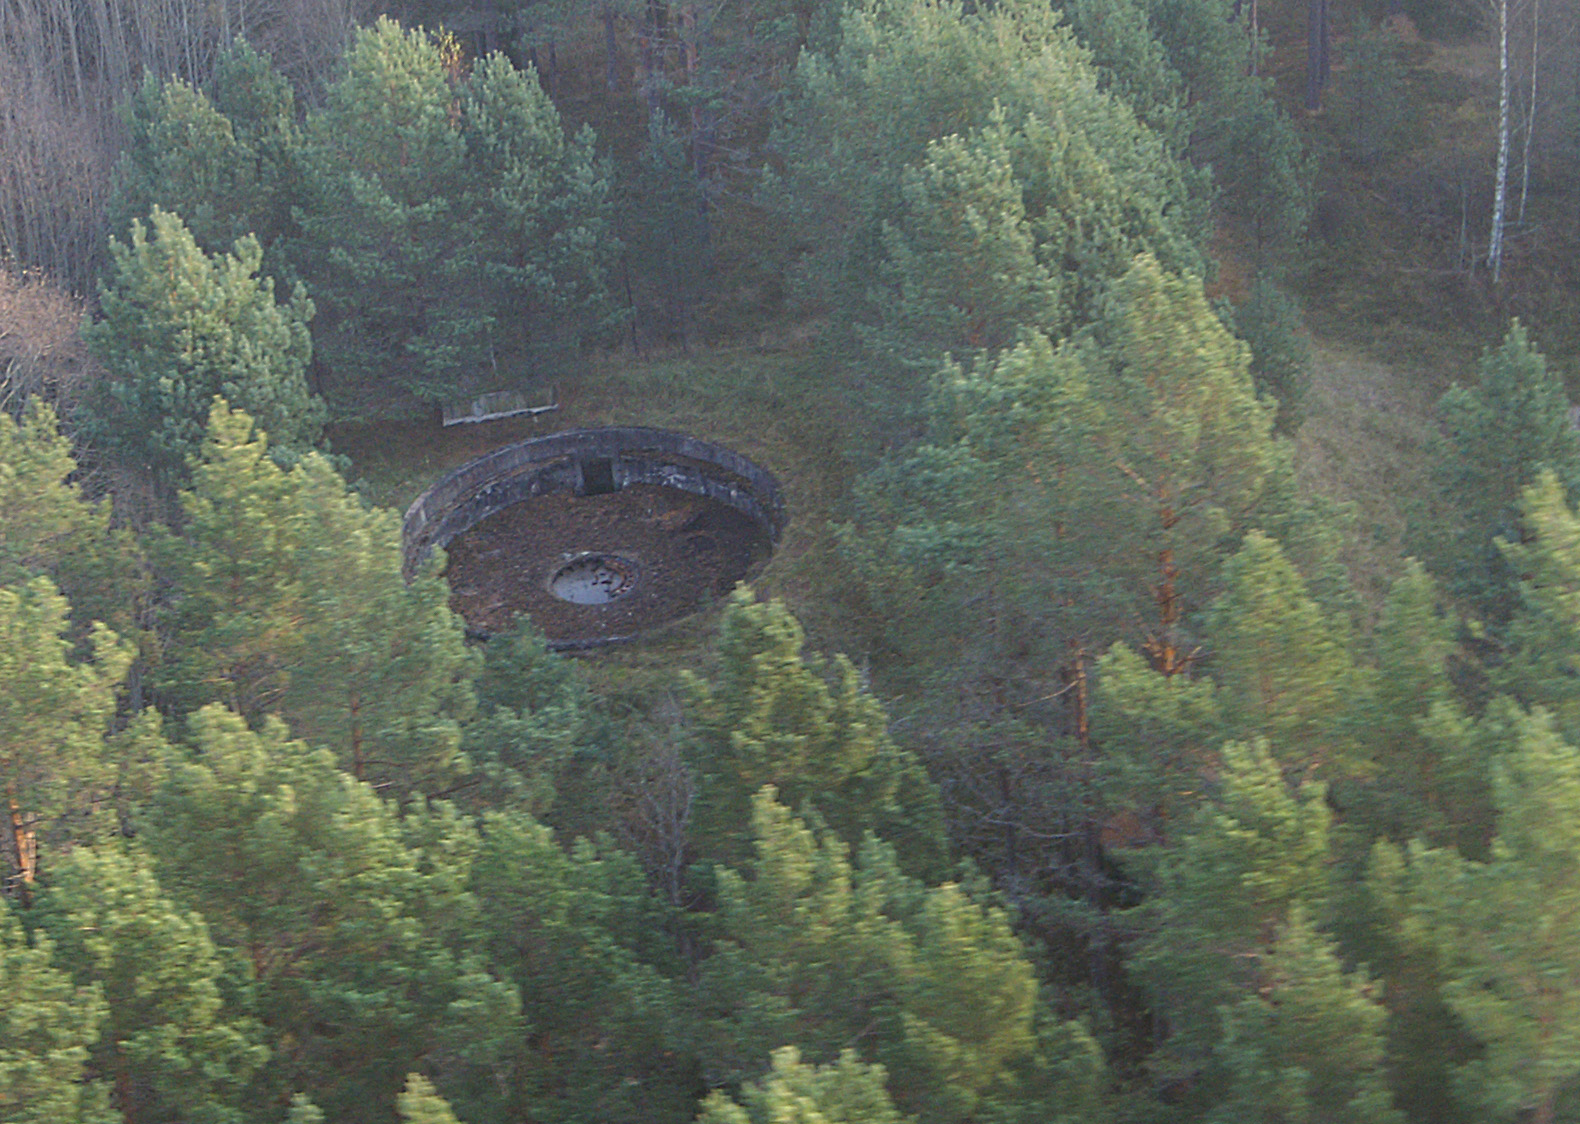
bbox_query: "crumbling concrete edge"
[401,426,787,585]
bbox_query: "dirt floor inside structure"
[442,483,772,645]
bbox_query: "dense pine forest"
[3,0,1580,1120]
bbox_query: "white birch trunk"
[1489,0,1511,282]
[1518,0,1538,222]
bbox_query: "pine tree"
[1205,531,1358,779]
[147,706,497,1124]
[281,453,475,799]
[0,401,148,645]
[1130,740,1332,1078]
[461,51,617,370]
[106,74,256,253]
[683,591,945,874]
[1092,638,1222,841]
[291,18,470,402]
[446,810,692,1124]
[395,1075,462,1124]
[39,845,267,1124]
[1231,277,1312,431]
[293,20,614,407]
[1399,706,1580,1124]
[106,38,300,260]
[700,789,1101,1124]
[0,903,117,1124]
[0,577,131,902]
[461,614,587,817]
[863,109,1062,377]
[696,1047,913,1124]
[156,402,476,800]
[82,209,323,488]
[207,38,301,260]
[619,111,709,348]
[1339,561,1484,850]
[769,0,1208,400]
[857,255,1284,684]
[1497,471,1580,743]
[1207,907,1402,1124]
[845,254,1310,930]
[151,402,307,720]
[1431,321,1580,626]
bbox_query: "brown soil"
[443,483,772,645]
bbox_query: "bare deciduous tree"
[0,268,97,415]
[0,0,378,293]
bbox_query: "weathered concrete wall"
[402,426,786,580]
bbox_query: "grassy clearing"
[328,338,870,687]
[1294,341,1447,615]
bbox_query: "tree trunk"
[1305,0,1329,110]
[1518,0,1539,222]
[603,3,619,91]
[6,779,35,908]
[1489,0,1511,281]
[482,0,500,55]
[350,693,364,782]
[640,0,667,116]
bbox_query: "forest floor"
[1295,339,1446,615]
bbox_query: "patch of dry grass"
[1294,340,1449,617]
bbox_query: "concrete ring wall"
[401,426,787,582]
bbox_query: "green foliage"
[1058,0,1185,142]
[293,19,615,406]
[683,589,946,874]
[461,614,586,817]
[1205,531,1358,777]
[697,1047,913,1124]
[1205,79,1316,269]
[1058,0,1314,268]
[283,1095,325,1124]
[1130,740,1332,1074]
[445,810,692,1124]
[1395,707,1580,1122]
[147,706,498,1124]
[1208,907,1402,1124]
[768,0,1208,400]
[39,845,267,1124]
[82,209,323,488]
[0,576,132,894]
[458,51,618,364]
[619,112,710,346]
[700,789,1102,1124]
[154,402,476,800]
[1496,472,1580,744]
[1430,321,1580,626]
[291,18,473,402]
[396,1075,462,1124]
[863,109,1065,376]
[1339,562,1485,850]
[106,38,300,260]
[0,903,116,1124]
[1093,639,1223,837]
[1231,277,1313,431]
[850,255,1285,685]
[0,401,148,644]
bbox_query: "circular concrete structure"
[402,427,785,648]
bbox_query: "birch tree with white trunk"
[1488,0,1511,281]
